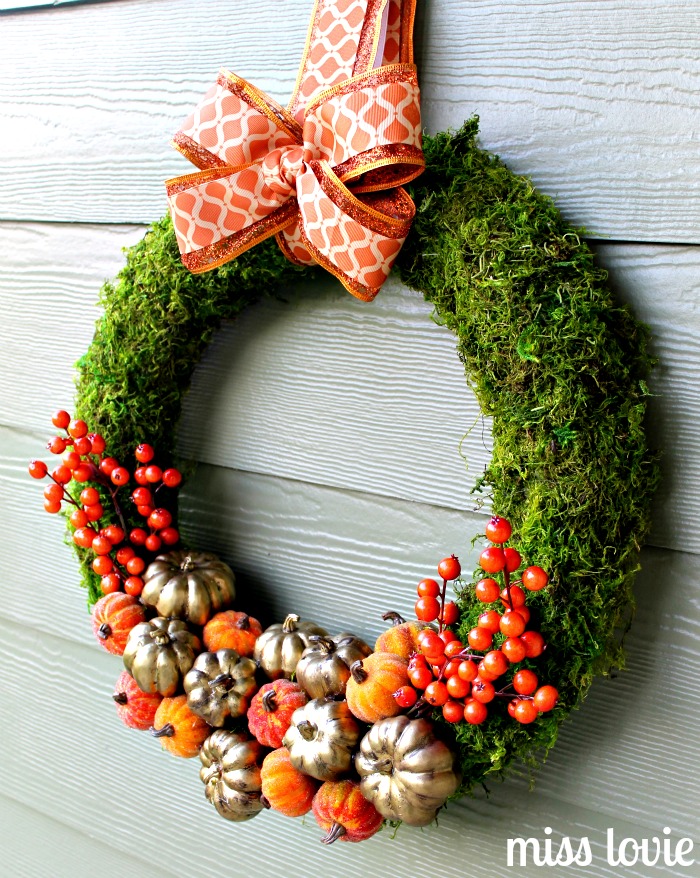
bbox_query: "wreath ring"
[63,119,658,803]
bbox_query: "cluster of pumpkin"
[93,549,461,844]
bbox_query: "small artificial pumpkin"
[123,617,201,696]
[312,780,384,845]
[151,694,211,758]
[344,652,410,724]
[91,592,145,656]
[374,612,433,661]
[112,670,163,731]
[141,550,236,627]
[295,633,372,699]
[254,613,328,680]
[199,729,264,822]
[184,649,258,727]
[260,747,319,818]
[203,610,263,656]
[355,715,461,826]
[282,697,361,782]
[246,679,308,749]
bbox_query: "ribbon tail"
[292,161,414,301]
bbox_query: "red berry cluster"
[28,410,182,597]
[394,516,559,726]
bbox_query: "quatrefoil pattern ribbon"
[166,0,424,301]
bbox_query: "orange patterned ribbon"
[166,0,423,301]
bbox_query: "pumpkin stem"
[382,611,406,626]
[181,555,194,571]
[308,635,336,654]
[260,794,272,810]
[297,720,317,742]
[262,690,277,712]
[150,723,175,738]
[112,691,128,705]
[350,660,368,683]
[236,614,250,630]
[282,613,300,633]
[97,622,112,640]
[210,673,235,692]
[320,822,347,845]
[375,757,393,775]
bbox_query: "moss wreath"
[70,119,658,797]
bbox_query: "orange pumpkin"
[112,670,163,731]
[247,679,308,749]
[374,612,432,660]
[345,652,409,724]
[91,592,145,656]
[203,610,263,657]
[260,747,319,817]
[312,780,383,844]
[151,695,211,758]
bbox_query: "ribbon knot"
[262,146,307,196]
[166,0,424,301]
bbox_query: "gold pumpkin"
[355,715,461,826]
[141,550,236,627]
[184,649,258,727]
[199,730,264,822]
[282,697,361,782]
[123,617,201,696]
[296,634,372,699]
[254,613,328,680]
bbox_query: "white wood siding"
[1,1,698,876]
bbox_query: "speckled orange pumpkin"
[151,695,211,758]
[91,592,146,656]
[247,679,309,749]
[112,670,163,731]
[345,652,410,724]
[260,747,319,817]
[203,610,263,657]
[374,613,433,661]
[312,780,383,844]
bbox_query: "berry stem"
[49,474,80,509]
[503,565,512,610]
[82,461,128,533]
[108,485,128,535]
[438,577,448,633]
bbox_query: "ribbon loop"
[166,0,423,300]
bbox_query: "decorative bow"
[166,63,424,301]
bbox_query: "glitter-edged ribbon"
[166,0,423,301]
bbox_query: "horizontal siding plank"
[1,615,695,878]
[0,794,173,878]
[0,0,698,240]
[0,0,113,10]
[1,221,697,553]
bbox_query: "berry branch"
[29,409,183,598]
[394,516,558,727]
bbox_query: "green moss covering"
[74,120,658,794]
